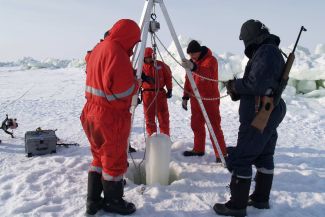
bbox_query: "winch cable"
[128,11,230,180]
[132,33,161,182]
[128,20,161,183]
[151,30,161,134]
[155,35,223,83]
[154,35,229,101]
[129,31,229,176]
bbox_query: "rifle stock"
[251,96,274,133]
[250,26,306,133]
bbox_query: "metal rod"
[159,0,226,165]
[132,0,151,66]
[128,0,154,155]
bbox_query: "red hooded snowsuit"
[142,47,172,136]
[80,19,140,180]
[183,47,227,157]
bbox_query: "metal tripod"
[129,0,226,166]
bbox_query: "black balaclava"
[239,19,280,58]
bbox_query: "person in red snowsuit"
[181,40,227,162]
[141,47,173,136]
[80,19,140,216]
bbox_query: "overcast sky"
[0,0,324,61]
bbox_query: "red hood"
[144,47,153,58]
[107,19,141,56]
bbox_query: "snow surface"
[0,40,325,216]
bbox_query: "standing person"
[80,19,140,216]
[213,20,287,217]
[142,47,173,136]
[181,40,227,162]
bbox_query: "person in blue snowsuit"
[214,20,287,217]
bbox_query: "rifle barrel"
[273,25,306,106]
[292,26,307,53]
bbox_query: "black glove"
[181,96,189,111]
[166,89,172,99]
[141,72,155,84]
[225,80,240,101]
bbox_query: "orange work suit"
[142,48,172,136]
[183,47,227,157]
[80,19,140,180]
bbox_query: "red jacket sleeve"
[183,74,191,98]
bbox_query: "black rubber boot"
[86,172,103,215]
[183,150,204,157]
[213,176,251,217]
[102,179,136,215]
[248,171,273,209]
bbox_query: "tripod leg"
[128,0,154,156]
[159,0,226,165]
[132,0,154,68]
[134,0,153,79]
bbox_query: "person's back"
[85,20,139,110]
[81,19,140,216]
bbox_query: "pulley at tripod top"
[149,12,160,33]
[149,20,160,33]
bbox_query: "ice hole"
[125,159,181,185]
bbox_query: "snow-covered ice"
[0,40,324,216]
[1,41,325,96]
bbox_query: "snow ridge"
[1,39,324,96]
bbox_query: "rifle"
[251,26,307,133]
